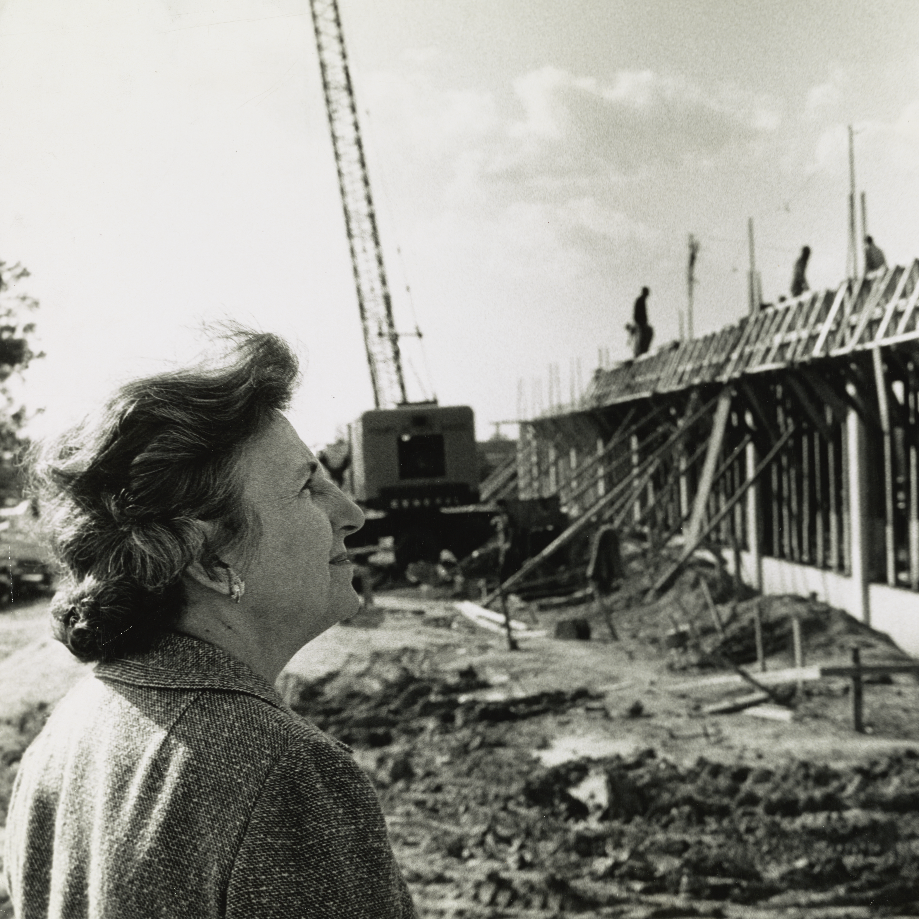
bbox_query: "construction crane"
[308,0,407,408]
[307,0,568,574]
[307,0,491,569]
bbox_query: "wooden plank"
[801,428,811,563]
[839,363,883,431]
[840,411,852,575]
[895,258,919,336]
[770,428,782,558]
[720,312,759,380]
[669,666,822,691]
[453,606,547,638]
[649,423,795,596]
[657,341,688,391]
[634,440,709,534]
[739,308,780,376]
[843,265,897,352]
[884,350,914,427]
[828,412,840,570]
[820,662,919,677]
[837,275,872,351]
[851,647,864,733]
[753,602,766,671]
[778,402,793,560]
[743,705,794,722]
[671,661,919,692]
[453,600,535,633]
[791,290,833,362]
[870,326,919,350]
[872,346,897,586]
[761,297,805,367]
[814,428,825,567]
[702,692,771,715]
[707,325,743,379]
[910,365,919,591]
[812,282,849,357]
[685,388,733,547]
[657,342,688,392]
[789,291,819,360]
[748,305,790,372]
[873,263,912,342]
[778,294,816,364]
[673,337,706,388]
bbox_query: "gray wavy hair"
[31,327,300,662]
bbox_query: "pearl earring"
[228,569,245,604]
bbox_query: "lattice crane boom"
[309,0,408,408]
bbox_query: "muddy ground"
[3,557,919,917]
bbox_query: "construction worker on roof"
[864,235,887,273]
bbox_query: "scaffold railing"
[583,260,919,409]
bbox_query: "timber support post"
[846,395,871,624]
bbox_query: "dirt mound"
[553,556,908,674]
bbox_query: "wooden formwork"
[503,262,919,602]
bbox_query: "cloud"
[810,95,919,178]
[811,123,850,175]
[805,67,847,118]
[360,62,777,280]
[499,66,777,179]
[367,63,779,195]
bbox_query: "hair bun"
[50,575,176,663]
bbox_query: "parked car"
[0,501,55,602]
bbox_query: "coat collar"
[93,631,288,712]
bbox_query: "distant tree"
[0,260,43,502]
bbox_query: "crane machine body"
[309,0,491,565]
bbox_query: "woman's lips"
[328,551,352,565]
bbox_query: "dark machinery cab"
[347,404,480,511]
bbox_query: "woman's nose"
[333,486,365,535]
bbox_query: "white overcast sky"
[1,0,918,446]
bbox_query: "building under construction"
[503,260,919,655]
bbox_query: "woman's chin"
[336,589,364,624]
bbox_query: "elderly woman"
[3,329,417,918]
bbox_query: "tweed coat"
[3,632,417,918]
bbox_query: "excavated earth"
[4,557,919,918]
[285,633,919,918]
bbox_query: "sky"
[0,0,918,447]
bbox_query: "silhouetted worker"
[864,235,887,273]
[791,246,810,297]
[627,286,654,357]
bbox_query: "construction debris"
[280,639,919,916]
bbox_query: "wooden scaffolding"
[504,261,919,600]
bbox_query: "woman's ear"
[185,558,233,597]
[183,519,242,600]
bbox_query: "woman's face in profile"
[233,412,365,648]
